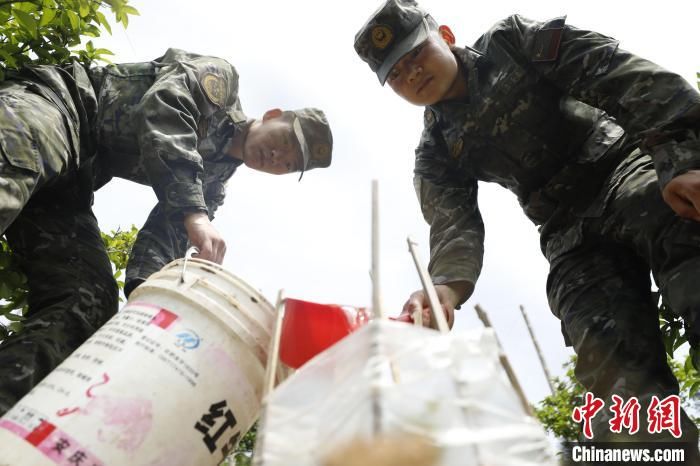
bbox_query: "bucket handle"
[180,246,200,284]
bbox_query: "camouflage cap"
[288,108,333,180]
[354,0,437,85]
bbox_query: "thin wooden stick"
[263,289,285,399]
[370,180,383,435]
[371,180,382,319]
[474,304,534,416]
[406,237,449,334]
[519,305,555,395]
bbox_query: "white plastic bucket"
[0,258,276,466]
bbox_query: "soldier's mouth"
[417,76,432,94]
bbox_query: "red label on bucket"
[1,405,105,465]
[25,419,56,446]
[150,309,179,329]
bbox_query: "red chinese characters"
[572,393,683,439]
[572,392,605,439]
[608,395,641,435]
[647,395,682,439]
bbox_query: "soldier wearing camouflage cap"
[0,48,332,415]
[356,0,700,451]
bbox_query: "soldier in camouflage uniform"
[355,0,700,451]
[0,48,333,415]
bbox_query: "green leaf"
[690,382,700,398]
[16,1,38,13]
[685,353,694,372]
[672,336,686,352]
[96,11,111,34]
[691,346,700,373]
[12,8,38,39]
[4,312,24,322]
[66,9,79,30]
[94,48,113,56]
[78,0,89,18]
[8,321,23,334]
[122,5,139,15]
[39,6,57,26]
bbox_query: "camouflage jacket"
[14,49,248,288]
[88,48,247,218]
[416,15,700,286]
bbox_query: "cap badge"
[371,25,393,50]
[313,143,331,160]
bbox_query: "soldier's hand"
[662,170,700,222]
[183,212,226,264]
[400,281,473,330]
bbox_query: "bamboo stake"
[519,305,555,395]
[370,180,383,435]
[371,180,382,320]
[254,290,286,466]
[474,304,534,416]
[406,237,449,334]
[263,289,286,399]
[406,238,484,464]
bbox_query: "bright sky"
[92,0,700,406]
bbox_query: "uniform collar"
[428,46,485,116]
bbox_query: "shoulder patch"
[532,16,566,62]
[201,72,227,107]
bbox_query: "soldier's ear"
[262,108,283,121]
[439,25,456,46]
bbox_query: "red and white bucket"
[0,257,278,466]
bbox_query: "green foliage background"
[0,0,139,79]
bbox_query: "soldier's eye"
[411,44,426,59]
[388,69,400,81]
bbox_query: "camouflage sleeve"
[506,15,700,190]
[136,53,241,217]
[414,111,485,286]
[124,202,189,297]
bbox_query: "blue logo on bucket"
[175,329,201,351]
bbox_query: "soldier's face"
[243,110,303,175]
[386,33,461,106]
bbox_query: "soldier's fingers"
[422,307,432,327]
[195,240,214,262]
[664,191,697,220]
[402,294,422,314]
[216,243,226,264]
[687,192,700,222]
[210,239,226,264]
[445,306,455,329]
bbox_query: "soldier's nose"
[408,65,421,82]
